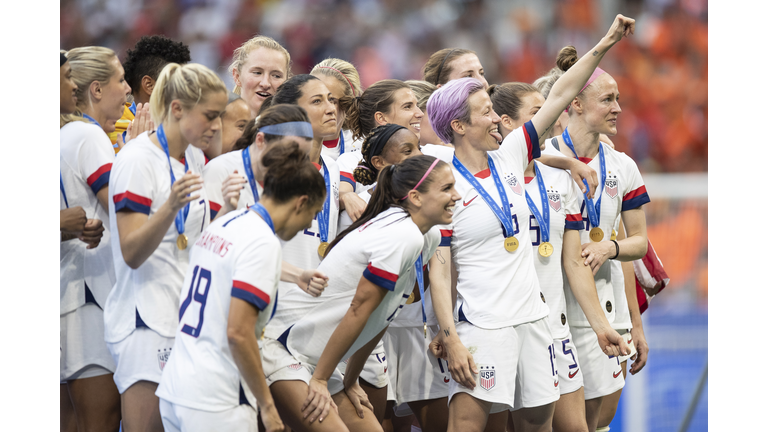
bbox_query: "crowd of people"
[60,12,666,432]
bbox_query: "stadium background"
[60,0,708,430]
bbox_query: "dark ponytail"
[328,155,446,252]
[261,140,326,208]
[346,79,410,141]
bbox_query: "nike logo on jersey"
[613,371,622,378]
[444,377,450,383]
[554,380,559,387]
[627,339,633,345]
[463,196,478,206]
[568,369,579,379]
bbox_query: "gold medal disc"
[176,234,188,250]
[589,227,604,242]
[504,236,519,252]
[538,242,554,257]
[406,292,415,304]
[610,229,617,241]
[317,242,330,258]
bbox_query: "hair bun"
[556,46,578,72]
[487,83,498,96]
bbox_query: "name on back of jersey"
[195,231,233,258]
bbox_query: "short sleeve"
[496,120,540,172]
[202,157,231,220]
[78,126,115,195]
[563,176,585,231]
[362,225,423,291]
[435,223,453,247]
[112,150,155,215]
[337,152,362,191]
[619,155,650,211]
[230,235,280,311]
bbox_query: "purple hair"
[427,77,486,144]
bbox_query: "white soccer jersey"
[321,129,363,161]
[156,208,280,411]
[105,132,210,342]
[267,207,440,365]
[420,144,455,163]
[202,148,264,220]
[443,121,548,330]
[523,161,584,339]
[562,144,650,328]
[60,121,116,314]
[262,155,340,338]
[338,188,371,233]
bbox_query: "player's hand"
[341,192,367,222]
[221,170,247,214]
[167,172,203,213]
[301,377,334,424]
[604,14,635,45]
[581,241,614,275]
[131,102,155,139]
[79,219,104,249]
[298,269,329,297]
[629,326,649,375]
[597,327,629,359]
[568,159,598,199]
[259,402,285,432]
[428,334,445,359]
[345,381,374,419]
[60,206,87,233]
[442,335,478,390]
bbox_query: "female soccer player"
[488,82,628,432]
[203,92,252,160]
[405,80,449,149]
[261,155,460,432]
[425,15,635,432]
[60,46,130,432]
[549,45,650,432]
[104,62,227,432]
[310,58,365,160]
[422,48,488,89]
[230,35,291,119]
[156,142,327,432]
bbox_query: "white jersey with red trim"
[336,150,376,196]
[60,121,116,314]
[321,129,363,161]
[267,207,440,365]
[562,144,650,328]
[262,154,340,338]
[156,208,280,411]
[444,122,548,329]
[523,161,584,339]
[202,148,263,220]
[420,144,455,163]
[105,132,210,342]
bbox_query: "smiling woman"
[230,35,292,119]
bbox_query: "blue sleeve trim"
[362,268,396,291]
[114,198,150,215]
[565,220,585,231]
[89,171,110,195]
[622,194,650,212]
[231,288,268,311]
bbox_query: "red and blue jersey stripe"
[622,186,650,211]
[113,191,152,214]
[231,280,270,311]
[523,120,541,163]
[340,171,356,190]
[363,263,399,291]
[87,163,112,195]
[564,213,584,231]
[209,201,222,220]
[439,229,453,247]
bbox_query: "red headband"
[401,158,440,201]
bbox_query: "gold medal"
[610,229,617,241]
[176,234,188,250]
[406,292,415,304]
[260,328,265,340]
[504,236,519,252]
[423,323,427,339]
[317,242,329,258]
[589,227,604,242]
[538,242,554,257]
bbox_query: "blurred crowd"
[60,0,707,173]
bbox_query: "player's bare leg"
[359,379,388,424]
[447,393,492,432]
[270,380,349,432]
[596,362,626,429]
[584,397,603,432]
[508,403,556,432]
[332,389,384,432]
[484,411,509,431]
[61,383,77,432]
[409,397,449,432]
[121,380,163,432]
[67,373,121,432]
[552,388,588,432]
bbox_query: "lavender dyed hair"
[427,77,486,144]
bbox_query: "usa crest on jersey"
[157,348,172,371]
[479,365,496,391]
[547,187,561,212]
[605,172,619,198]
[504,173,523,196]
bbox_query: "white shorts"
[260,337,345,395]
[554,334,584,396]
[617,329,637,364]
[571,326,625,400]
[384,325,450,405]
[338,340,389,389]
[60,303,115,382]
[107,327,175,394]
[509,319,561,410]
[159,398,257,432]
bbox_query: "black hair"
[123,35,192,97]
[261,141,326,208]
[272,74,321,106]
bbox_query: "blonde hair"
[310,58,363,98]
[59,46,118,128]
[404,80,437,113]
[150,63,228,124]
[229,35,291,95]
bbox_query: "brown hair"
[261,141,326,208]
[422,48,475,86]
[405,80,437,113]
[487,82,540,121]
[346,79,410,141]
[233,104,311,151]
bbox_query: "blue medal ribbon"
[524,164,550,243]
[561,128,606,229]
[415,254,427,338]
[249,202,275,234]
[128,101,137,116]
[81,113,101,128]
[317,159,331,244]
[452,155,516,237]
[157,124,190,239]
[241,147,260,204]
[60,173,69,208]
[338,131,345,154]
